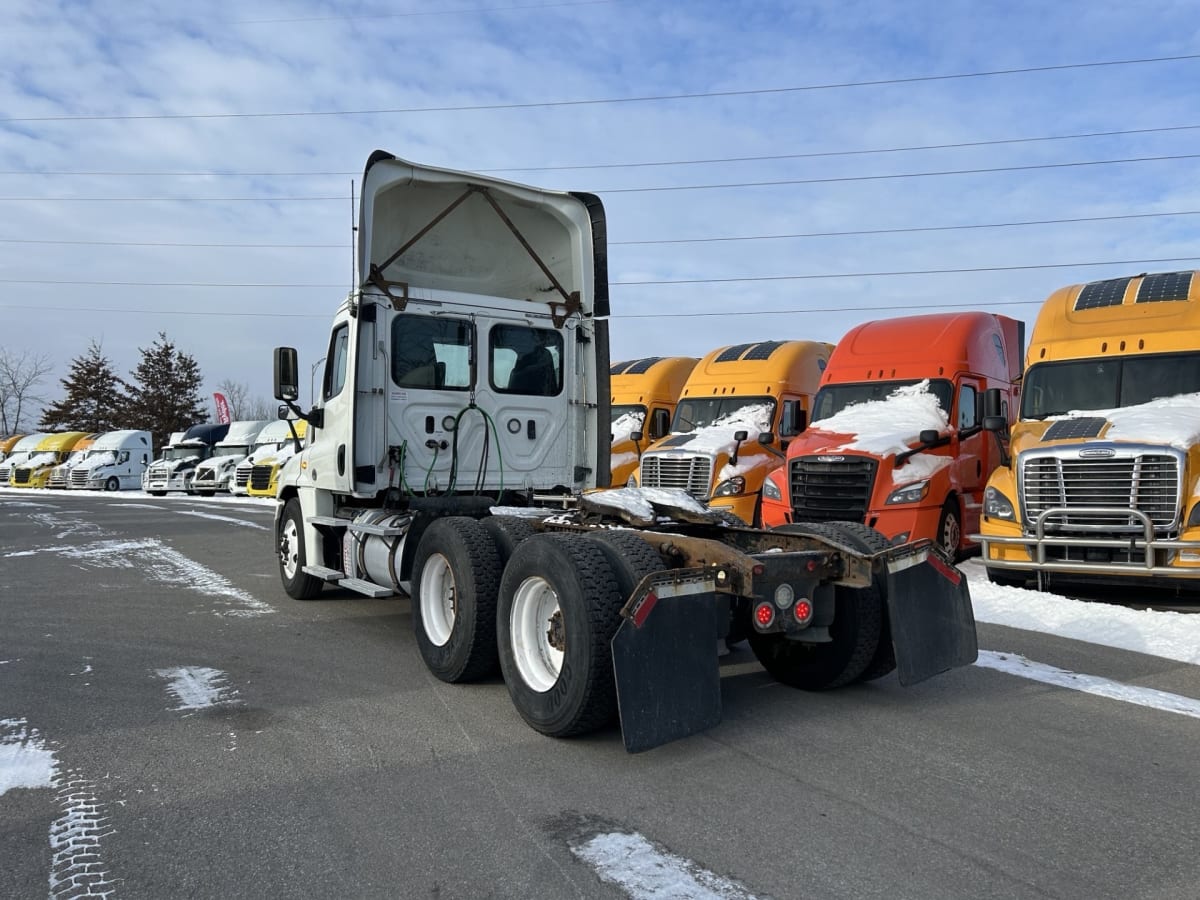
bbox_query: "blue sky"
[1,0,1198,414]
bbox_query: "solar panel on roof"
[1042,417,1108,441]
[625,356,664,375]
[1074,277,1132,311]
[610,361,634,375]
[1135,271,1192,303]
[742,340,786,361]
[716,343,756,363]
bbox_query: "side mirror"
[630,430,643,443]
[982,387,1004,419]
[982,415,1007,432]
[274,347,299,402]
[758,431,775,445]
[919,429,940,444]
[733,430,749,442]
[277,404,291,420]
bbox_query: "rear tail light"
[753,602,776,630]
[793,599,813,626]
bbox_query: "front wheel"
[278,499,323,600]
[937,497,963,560]
[104,476,120,492]
[497,534,625,738]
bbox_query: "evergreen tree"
[125,332,208,451]
[40,340,128,433]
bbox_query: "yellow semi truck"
[609,356,697,487]
[977,270,1200,589]
[631,340,832,525]
[9,432,90,488]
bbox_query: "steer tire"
[278,499,324,601]
[482,515,538,566]
[937,497,963,561]
[749,521,885,689]
[104,477,120,492]
[411,516,502,683]
[497,534,625,738]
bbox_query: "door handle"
[337,445,346,475]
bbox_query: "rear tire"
[411,517,502,683]
[822,521,897,684]
[586,530,667,601]
[497,534,625,737]
[750,521,886,689]
[278,499,323,600]
[482,515,538,566]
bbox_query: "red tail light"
[753,602,775,629]
[793,599,813,626]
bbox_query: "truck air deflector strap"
[611,594,720,753]
[885,557,978,687]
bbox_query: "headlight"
[984,485,1016,520]
[1187,502,1200,528]
[712,475,746,498]
[885,480,929,505]
[762,475,782,502]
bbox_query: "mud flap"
[611,593,721,753]
[884,551,978,686]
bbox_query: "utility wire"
[3,53,1196,123]
[4,208,1199,250]
[2,256,1197,291]
[229,1,614,24]
[2,123,1197,177]
[2,151,1195,202]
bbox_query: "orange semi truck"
[761,312,1023,557]
[630,340,832,525]
[609,356,697,487]
[977,271,1200,589]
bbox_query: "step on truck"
[190,419,270,496]
[761,312,1023,558]
[70,430,153,491]
[629,340,833,526]
[976,271,1200,590]
[143,423,230,495]
[271,151,977,752]
[609,356,698,488]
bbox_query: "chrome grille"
[0,465,11,483]
[193,468,216,485]
[71,468,90,488]
[789,456,877,522]
[249,464,274,492]
[48,469,68,487]
[235,462,253,488]
[639,454,713,499]
[1021,453,1181,532]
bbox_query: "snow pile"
[809,381,949,456]
[0,718,57,795]
[677,403,774,453]
[611,409,645,443]
[571,831,759,900]
[19,453,57,469]
[78,451,116,469]
[1051,392,1200,450]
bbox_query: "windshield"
[672,396,776,434]
[163,446,202,461]
[812,379,954,423]
[212,445,249,458]
[1021,351,1200,419]
[610,404,646,440]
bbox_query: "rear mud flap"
[884,552,978,686]
[611,593,721,753]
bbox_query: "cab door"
[953,378,986,535]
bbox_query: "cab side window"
[324,324,350,400]
[958,385,978,430]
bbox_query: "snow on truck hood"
[359,153,602,314]
[1046,392,1200,450]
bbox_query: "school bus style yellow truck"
[976,270,1200,589]
[268,152,976,752]
[628,340,832,525]
[609,356,697,487]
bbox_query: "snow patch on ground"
[977,650,1200,719]
[571,831,759,900]
[0,718,57,794]
[174,509,269,530]
[966,563,1200,665]
[157,666,239,711]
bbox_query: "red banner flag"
[213,392,231,424]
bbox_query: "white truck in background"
[268,152,976,753]
[143,423,230,495]
[69,430,154,491]
[230,419,296,496]
[0,433,49,484]
[190,419,271,496]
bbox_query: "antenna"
[350,179,358,291]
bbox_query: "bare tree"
[215,379,276,421]
[244,395,278,420]
[0,347,53,434]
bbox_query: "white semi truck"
[69,430,154,491]
[143,423,230,495]
[270,152,977,752]
[190,419,270,496]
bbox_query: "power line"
[2,151,1195,203]
[4,208,1198,251]
[2,123,1198,177]
[3,53,1196,124]
[2,256,1197,291]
